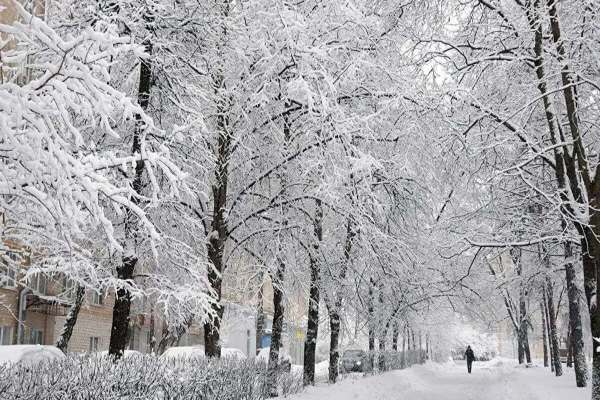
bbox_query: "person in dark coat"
[465,345,475,374]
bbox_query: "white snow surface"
[160,346,205,359]
[290,358,590,400]
[0,345,65,365]
[221,347,247,359]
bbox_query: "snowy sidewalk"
[289,359,590,400]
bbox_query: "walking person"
[465,345,475,374]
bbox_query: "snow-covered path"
[291,359,590,400]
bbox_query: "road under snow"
[291,359,590,400]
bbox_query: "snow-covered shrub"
[0,354,302,400]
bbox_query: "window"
[1,252,18,288]
[61,276,76,300]
[0,326,13,345]
[29,274,47,295]
[89,337,99,352]
[91,290,104,305]
[29,329,43,345]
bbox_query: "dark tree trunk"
[541,301,549,368]
[401,326,407,368]
[564,239,588,385]
[392,321,399,351]
[56,285,85,353]
[517,330,525,365]
[523,329,532,364]
[378,331,387,372]
[303,200,323,386]
[367,278,375,374]
[156,318,192,355]
[108,29,152,358]
[203,266,224,357]
[302,259,320,386]
[327,217,356,383]
[256,282,264,355]
[544,288,555,372]
[566,326,573,368]
[268,260,286,396]
[513,247,531,365]
[545,0,599,393]
[204,71,231,358]
[148,308,156,353]
[109,257,136,357]
[545,278,563,376]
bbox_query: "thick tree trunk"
[268,260,286,397]
[303,200,323,386]
[523,329,532,365]
[392,321,399,351]
[204,73,231,358]
[517,328,525,365]
[541,301,549,368]
[564,239,588,386]
[378,331,387,372]
[56,285,85,353]
[148,308,156,354]
[366,278,375,374]
[545,0,599,393]
[327,217,356,383]
[203,266,224,357]
[256,282,264,355]
[303,257,320,386]
[156,318,192,355]
[108,31,152,358]
[543,288,555,372]
[566,326,573,368]
[109,257,136,357]
[401,326,407,368]
[545,278,563,376]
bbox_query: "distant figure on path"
[464,346,475,374]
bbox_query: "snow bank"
[161,345,205,360]
[0,345,65,365]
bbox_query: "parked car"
[341,349,369,373]
[559,348,569,363]
[161,345,206,360]
[0,345,65,365]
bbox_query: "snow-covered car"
[0,345,65,365]
[221,347,247,360]
[256,347,291,372]
[340,349,369,373]
[161,345,206,360]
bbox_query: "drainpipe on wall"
[17,288,31,344]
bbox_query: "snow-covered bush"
[0,354,302,400]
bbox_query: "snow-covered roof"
[0,345,65,365]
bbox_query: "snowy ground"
[289,359,590,400]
